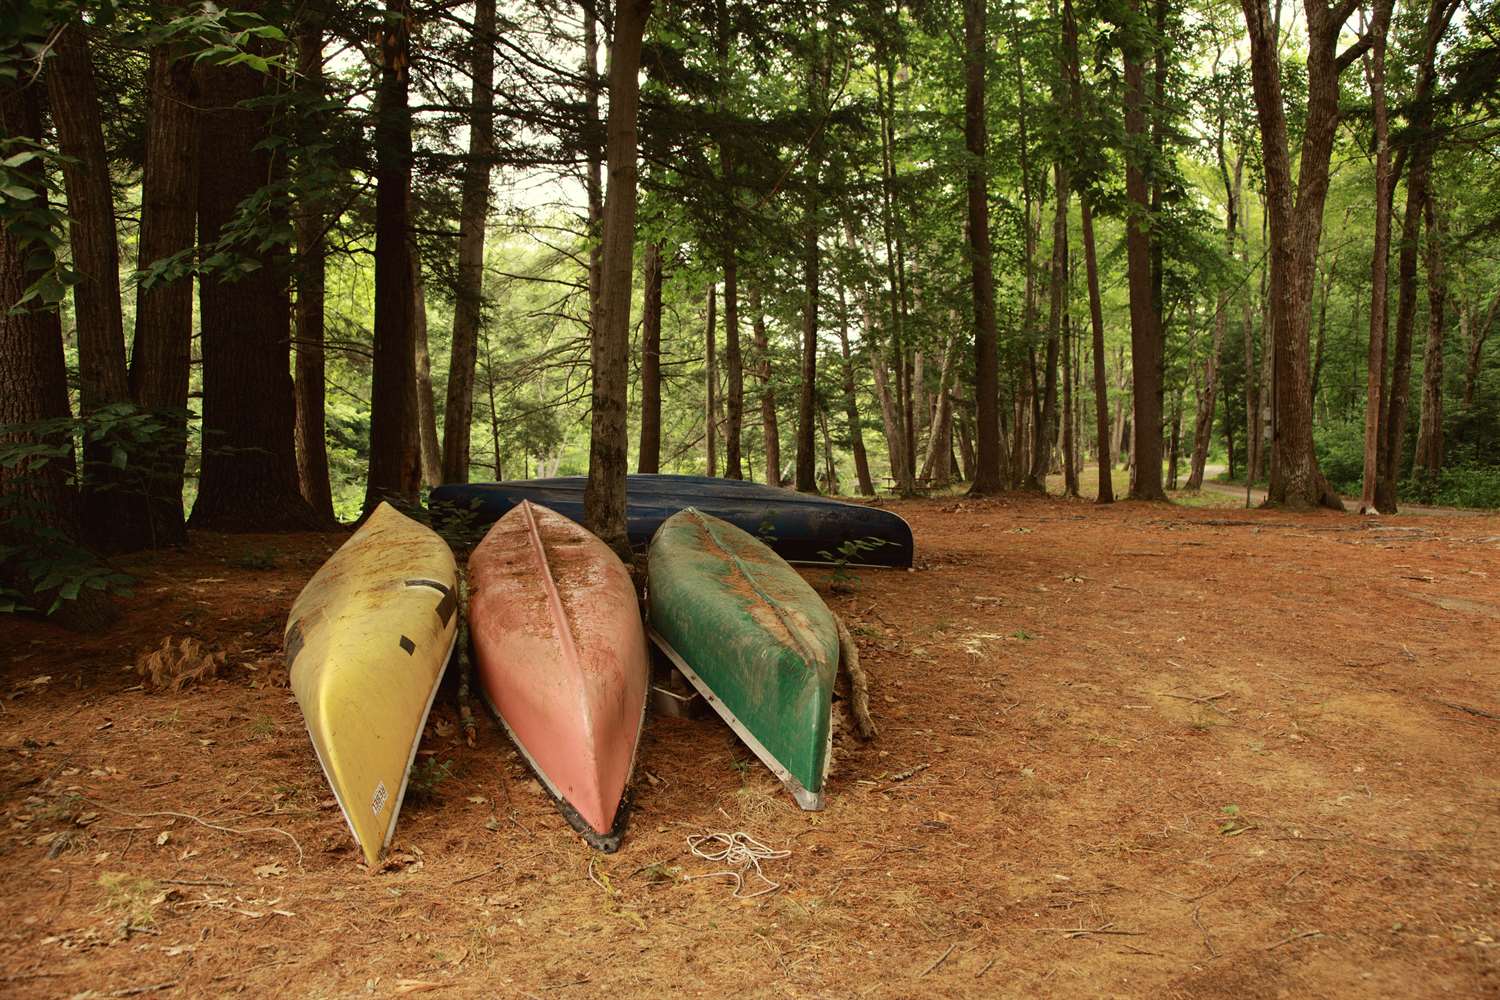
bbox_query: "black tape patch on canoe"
[284,621,305,667]
[405,578,457,627]
[399,635,416,655]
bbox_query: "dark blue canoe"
[430,475,913,568]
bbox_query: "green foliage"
[1313,419,1366,495]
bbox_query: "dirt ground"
[2,494,1498,999]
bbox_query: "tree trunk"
[1359,8,1395,513]
[293,16,333,519]
[749,286,781,486]
[919,336,957,487]
[1077,200,1113,503]
[836,282,875,495]
[818,403,838,494]
[583,0,651,558]
[129,37,199,543]
[1121,11,1166,501]
[705,283,718,476]
[1062,299,1079,497]
[966,0,1004,494]
[363,0,422,515]
[637,242,663,473]
[1239,0,1376,509]
[440,0,495,485]
[1167,385,1184,489]
[1030,164,1068,490]
[1188,142,1244,492]
[875,63,914,496]
[723,252,744,479]
[794,44,825,495]
[583,4,604,340]
[1463,291,1500,408]
[191,46,318,531]
[1412,194,1446,479]
[46,21,135,548]
[412,251,441,487]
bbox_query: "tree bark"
[412,250,441,487]
[1239,0,1375,509]
[293,15,333,519]
[875,61,914,495]
[836,281,875,495]
[1030,163,1068,490]
[1359,5,1395,513]
[1121,8,1167,501]
[637,241,663,473]
[1188,140,1244,492]
[966,0,1004,495]
[793,42,825,495]
[363,0,422,514]
[191,53,318,531]
[583,3,604,341]
[46,21,135,547]
[1462,291,1500,408]
[129,37,199,543]
[705,283,718,476]
[1079,200,1113,502]
[583,0,651,558]
[723,251,744,479]
[749,285,781,486]
[1412,194,1446,479]
[440,0,495,485]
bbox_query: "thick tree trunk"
[129,39,199,543]
[705,283,718,476]
[1239,0,1375,509]
[0,83,116,628]
[293,17,333,520]
[412,252,441,487]
[363,0,422,514]
[46,22,135,548]
[1360,10,1395,513]
[723,251,744,479]
[637,242,663,473]
[191,54,318,531]
[583,0,651,557]
[836,282,875,495]
[966,0,1004,494]
[440,0,495,484]
[1121,15,1166,501]
[1412,194,1446,479]
[749,286,781,486]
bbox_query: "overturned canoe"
[431,474,913,568]
[468,501,648,850]
[648,508,837,809]
[284,503,459,867]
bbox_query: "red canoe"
[467,501,648,849]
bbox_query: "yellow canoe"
[284,502,459,866]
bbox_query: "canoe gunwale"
[647,625,829,811]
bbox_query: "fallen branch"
[85,799,303,868]
[918,943,956,977]
[1432,699,1500,722]
[835,614,877,740]
[1265,929,1322,950]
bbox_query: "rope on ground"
[684,831,790,899]
[835,613,877,740]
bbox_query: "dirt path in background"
[2,497,1498,998]
[1195,466,1486,517]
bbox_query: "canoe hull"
[647,509,837,807]
[285,503,459,867]
[467,501,648,847]
[432,474,913,568]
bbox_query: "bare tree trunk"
[46,21,134,548]
[440,0,495,484]
[836,281,875,495]
[363,0,422,514]
[919,336,956,486]
[129,37,199,543]
[1078,201,1113,503]
[583,0,651,558]
[723,253,744,479]
[1030,164,1068,490]
[1240,0,1383,509]
[1121,10,1166,501]
[1167,385,1184,489]
[1463,292,1500,408]
[966,0,1004,494]
[1188,140,1244,492]
[1311,254,1333,403]
[1062,299,1079,497]
[818,403,838,494]
[1359,10,1394,513]
[413,251,441,487]
[1412,194,1446,479]
[583,3,604,340]
[192,52,318,530]
[749,286,781,485]
[637,242,663,473]
[875,63,913,495]
[705,283,718,476]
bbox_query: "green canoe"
[647,508,838,809]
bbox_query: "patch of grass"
[249,715,277,740]
[97,872,166,925]
[407,758,454,802]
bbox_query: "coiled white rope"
[684,831,791,899]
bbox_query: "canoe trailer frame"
[648,625,830,812]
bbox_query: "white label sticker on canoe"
[371,781,389,816]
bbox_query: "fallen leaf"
[253,862,286,879]
[156,831,171,846]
